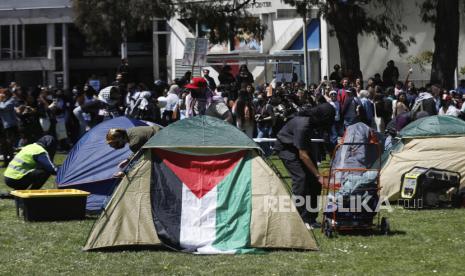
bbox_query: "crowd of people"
[3,58,465,226]
[1,60,465,166]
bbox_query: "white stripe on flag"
[179,184,217,251]
[195,245,236,255]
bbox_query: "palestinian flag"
[151,149,254,254]
[83,116,318,253]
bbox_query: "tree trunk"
[329,2,362,81]
[430,0,459,89]
[335,25,361,81]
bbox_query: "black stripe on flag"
[150,152,183,250]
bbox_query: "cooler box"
[11,189,90,221]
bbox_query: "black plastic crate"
[11,189,89,221]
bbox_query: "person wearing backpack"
[184,77,212,117]
[410,87,438,118]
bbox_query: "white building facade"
[1,1,464,88]
[164,0,326,85]
[166,0,465,87]
[327,0,465,87]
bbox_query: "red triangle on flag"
[153,149,246,198]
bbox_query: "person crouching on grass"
[4,135,57,190]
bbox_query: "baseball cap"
[185,77,207,90]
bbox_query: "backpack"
[130,95,158,122]
[410,99,424,119]
[189,88,203,99]
[410,96,437,119]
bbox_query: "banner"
[182,38,208,66]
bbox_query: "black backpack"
[130,98,159,122]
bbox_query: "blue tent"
[56,117,149,212]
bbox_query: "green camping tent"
[83,116,318,253]
[381,115,465,201]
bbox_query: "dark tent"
[56,117,149,212]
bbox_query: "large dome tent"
[380,115,465,201]
[83,116,318,253]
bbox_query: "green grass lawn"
[0,155,464,275]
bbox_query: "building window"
[127,29,152,56]
[276,9,298,19]
[0,26,11,59]
[0,25,26,59]
[25,24,47,57]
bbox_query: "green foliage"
[72,0,139,48]
[72,0,266,48]
[418,0,438,23]
[460,67,465,77]
[283,0,415,55]
[407,51,434,73]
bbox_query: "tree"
[419,0,460,89]
[283,0,415,80]
[407,50,433,73]
[72,0,265,54]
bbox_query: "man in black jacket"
[203,69,217,91]
[274,103,335,229]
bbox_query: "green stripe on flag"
[212,152,255,253]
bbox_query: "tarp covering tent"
[56,117,149,212]
[83,116,317,253]
[332,122,381,170]
[380,115,465,201]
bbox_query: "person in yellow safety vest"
[4,135,57,190]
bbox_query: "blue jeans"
[257,125,273,156]
[73,106,88,136]
[330,121,344,148]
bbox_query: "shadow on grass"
[331,229,407,237]
[85,245,313,254]
[84,245,171,253]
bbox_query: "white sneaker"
[305,223,313,230]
